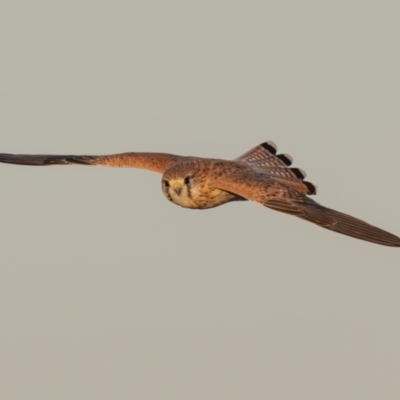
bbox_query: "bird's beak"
[172,183,182,195]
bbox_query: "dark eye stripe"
[184,176,190,185]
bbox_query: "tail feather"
[235,142,317,196]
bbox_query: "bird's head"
[161,162,206,209]
[161,160,239,209]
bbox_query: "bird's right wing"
[0,152,183,174]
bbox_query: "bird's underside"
[1,141,399,247]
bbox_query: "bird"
[1,141,399,247]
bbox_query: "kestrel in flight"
[1,141,399,247]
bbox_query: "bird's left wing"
[0,152,183,174]
[213,173,400,247]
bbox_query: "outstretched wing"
[214,173,400,247]
[236,141,317,195]
[0,152,183,174]
[264,197,400,247]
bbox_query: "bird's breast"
[167,186,238,209]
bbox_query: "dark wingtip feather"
[267,197,400,247]
[0,153,98,166]
[298,199,400,247]
[0,153,47,165]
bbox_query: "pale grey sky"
[1,1,400,399]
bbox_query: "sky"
[1,1,400,399]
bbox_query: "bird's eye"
[184,176,191,185]
[163,180,170,188]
